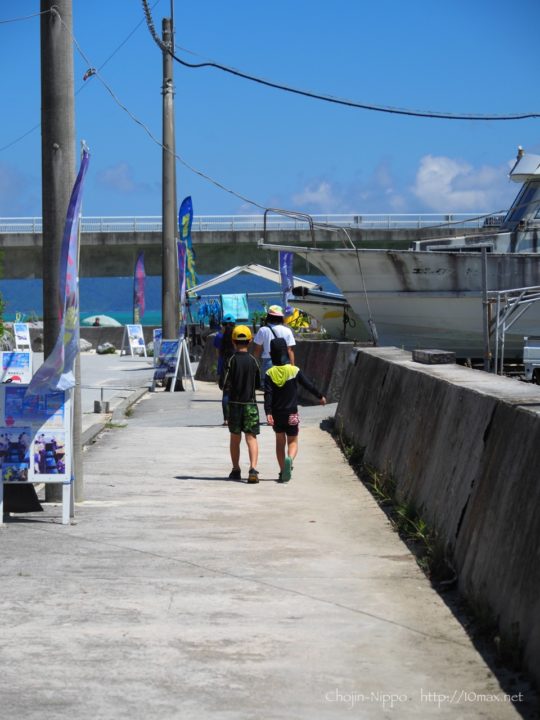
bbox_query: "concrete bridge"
[0,214,494,278]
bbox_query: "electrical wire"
[0,124,41,154]
[141,0,540,122]
[96,0,163,72]
[0,10,50,24]
[0,0,163,155]
[0,9,55,151]
[53,9,267,210]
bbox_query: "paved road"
[32,350,156,419]
[0,379,536,719]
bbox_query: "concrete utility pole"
[161,17,179,340]
[41,0,83,501]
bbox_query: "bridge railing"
[0,213,498,234]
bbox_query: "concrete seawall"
[293,340,353,404]
[28,326,158,352]
[335,347,540,686]
[195,335,353,405]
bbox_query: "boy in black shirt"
[222,325,261,483]
[264,345,326,483]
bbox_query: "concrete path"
[0,378,536,719]
[30,351,156,418]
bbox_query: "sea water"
[0,274,341,325]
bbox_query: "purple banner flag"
[26,149,90,396]
[279,250,294,315]
[177,241,187,325]
[133,251,146,323]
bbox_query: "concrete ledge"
[81,387,149,446]
[335,347,540,686]
[111,387,149,425]
[81,422,108,447]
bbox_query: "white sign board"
[1,351,32,384]
[13,323,31,351]
[121,324,147,357]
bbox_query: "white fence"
[0,213,502,234]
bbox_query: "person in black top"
[264,344,326,483]
[222,325,261,483]
[214,313,236,424]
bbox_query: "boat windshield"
[503,180,540,228]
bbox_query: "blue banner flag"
[179,196,197,290]
[26,148,90,396]
[133,251,146,323]
[279,251,294,315]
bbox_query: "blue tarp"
[221,293,249,322]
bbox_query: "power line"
[0,10,50,24]
[96,0,163,73]
[141,0,540,122]
[0,124,41,153]
[53,9,267,210]
[0,1,163,155]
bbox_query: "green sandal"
[282,456,293,483]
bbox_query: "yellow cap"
[232,325,252,341]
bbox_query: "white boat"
[260,149,540,359]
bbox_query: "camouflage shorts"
[228,402,260,435]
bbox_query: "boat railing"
[0,213,493,234]
[487,285,540,375]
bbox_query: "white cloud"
[290,162,405,214]
[388,193,407,212]
[412,155,512,212]
[286,155,516,216]
[292,181,337,212]
[97,163,152,194]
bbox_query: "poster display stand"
[13,323,31,351]
[151,338,196,392]
[0,385,72,524]
[120,324,147,357]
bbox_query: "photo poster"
[13,323,31,351]
[152,339,180,388]
[0,385,71,485]
[122,324,147,357]
[153,328,162,367]
[1,351,32,384]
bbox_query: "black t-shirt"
[223,352,261,403]
[264,364,322,415]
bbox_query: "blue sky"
[1,0,539,219]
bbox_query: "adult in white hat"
[253,304,295,377]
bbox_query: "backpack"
[268,325,289,364]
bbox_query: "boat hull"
[296,248,540,357]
